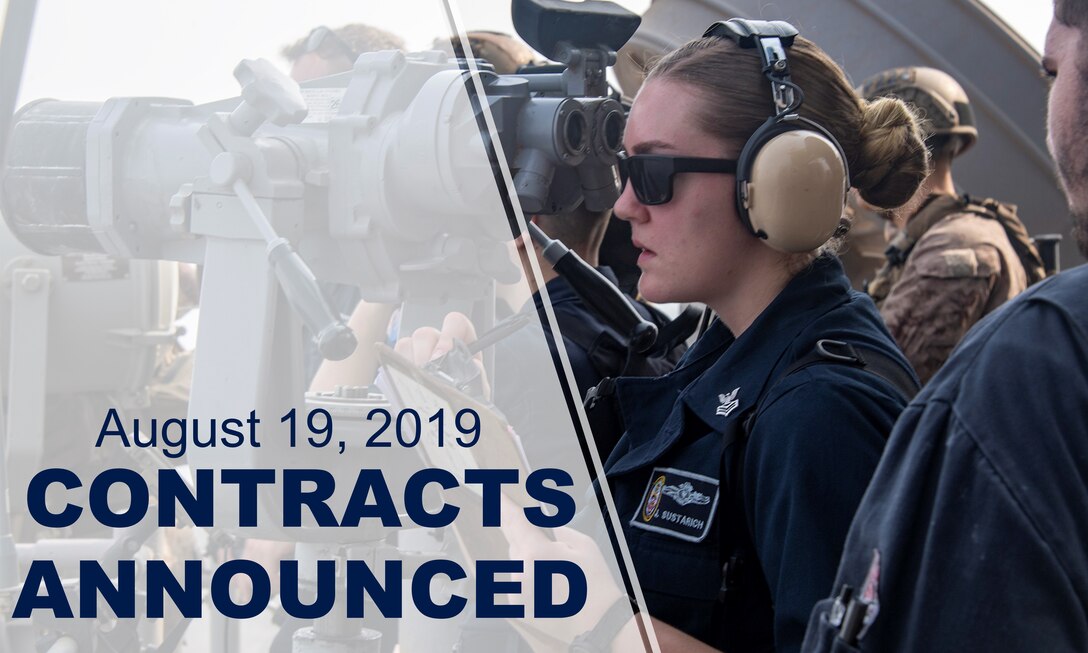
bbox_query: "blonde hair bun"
[852,97,930,209]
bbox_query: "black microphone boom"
[528,221,657,353]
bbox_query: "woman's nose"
[613,179,647,223]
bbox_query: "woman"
[406,18,927,653]
[598,20,928,652]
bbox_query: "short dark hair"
[434,31,537,75]
[1055,0,1088,29]
[534,205,612,253]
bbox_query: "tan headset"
[703,19,849,253]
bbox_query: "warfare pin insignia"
[631,467,720,542]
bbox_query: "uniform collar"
[607,256,851,476]
[607,319,732,474]
[679,256,851,430]
[902,193,965,242]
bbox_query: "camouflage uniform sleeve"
[880,227,1001,384]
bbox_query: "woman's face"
[614,78,754,305]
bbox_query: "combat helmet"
[859,66,978,158]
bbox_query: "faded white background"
[7,0,1050,106]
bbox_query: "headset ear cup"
[734,116,778,238]
[736,118,849,253]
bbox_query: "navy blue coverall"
[535,266,649,397]
[498,266,681,468]
[604,256,914,653]
[803,264,1088,652]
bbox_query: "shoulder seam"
[1021,293,1088,344]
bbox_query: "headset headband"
[698,18,850,253]
[703,19,800,115]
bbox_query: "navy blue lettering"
[464,469,518,527]
[132,419,154,448]
[220,469,275,527]
[95,408,130,447]
[147,560,202,618]
[405,468,459,528]
[27,468,82,528]
[211,560,270,619]
[89,469,148,528]
[282,469,337,527]
[476,560,524,618]
[534,561,587,618]
[191,418,212,448]
[341,470,401,527]
[80,560,135,618]
[280,560,335,619]
[524,468,575,528]
[220,418,245,447]
[158,468,213,527]
[411,559,467,619]
[247,411,261,447]
[346,560,402,618]
[160,418,187,459]
[12,561,72,618]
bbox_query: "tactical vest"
[868,193,1045,304]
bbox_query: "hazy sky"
[7,0,1053,106]
[984,0,1052,50]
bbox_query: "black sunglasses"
[617,153,738,205]
[304,26,357,62]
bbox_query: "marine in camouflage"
[869,194,1029,383]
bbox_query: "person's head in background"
[513,205,612,295]
[858,66,978,228]
[615,31,928,334]
[283,24,406,82]
[1046,0,1088,255]
[434,30,566,300]
[434,30,538,74]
